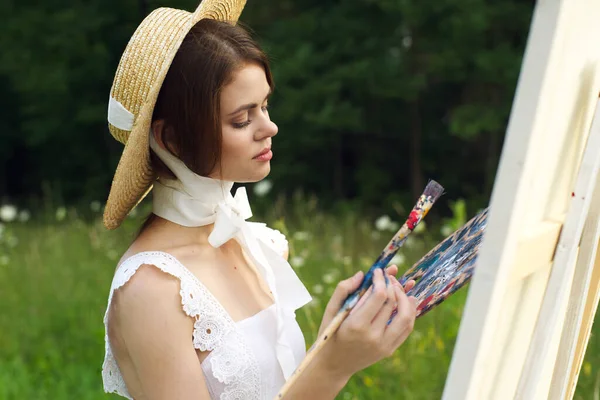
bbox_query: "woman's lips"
[253,148,272,161]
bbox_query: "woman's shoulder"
[106,249,220,349]
[109,258,184,319]
[108,251,189,321]
[107,232,205,311]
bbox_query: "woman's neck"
[142,214,216,248]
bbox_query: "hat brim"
[103,1,246,230]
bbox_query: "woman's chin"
[231,164,271,183]
[251,167,271,182]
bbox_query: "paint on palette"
[399,208,488,318]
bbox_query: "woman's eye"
[232,120,251,129]
[261,104,269,113]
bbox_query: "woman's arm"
[108,264,211,400]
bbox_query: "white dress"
[102,225,310,399]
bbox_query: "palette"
[400,208,489,317]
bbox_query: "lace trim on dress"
[102,251,261,399]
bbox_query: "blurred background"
[1,0,598,399]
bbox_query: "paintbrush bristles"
[423,179,444,203]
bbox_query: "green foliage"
[1,0,534,214]
[441,198,468,233]
[0,201,599,399]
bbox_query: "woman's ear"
[151,119,167,150]
[151,120,179,157]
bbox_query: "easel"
[515,97,600,399]
[441,0,600,398]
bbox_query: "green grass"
[0,197,598,399]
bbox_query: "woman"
[101,1,417,399]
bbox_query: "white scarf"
[149,133,312,379]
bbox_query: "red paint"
[572,192,575,197]
[418,294,434,312]
[442,281,456,294]
[407,210,420,230]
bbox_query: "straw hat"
[104,0,246,230]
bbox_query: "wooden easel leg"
[565,237,600,399]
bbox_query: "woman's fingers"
[320,271,364,332]
[371,276,398,333]
[385,264,398,277]
[384,284,416,345]
[350,288,369,314]
[351,267,399,314]
[349,269,390,322]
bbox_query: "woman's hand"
[317,265,415,336]
[314,267,418,380]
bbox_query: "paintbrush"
[274,180,444,399]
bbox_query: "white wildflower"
[0,205,17,222]
[390,253,406,266]
[0,255,8,265]
[375,215,399,231]
[312,284,324,295]
[441,225,453,237]
[388,221,400,231]
[323,271,337,284]
[290,256,305,268]
[375,215,392,231]
[253,180,272,197]
[402,35,413,49]
[55,207,67,221]
[107,250,118,261]
[292,231,310,241]
[18,210,30,222]
[90,201,101,212]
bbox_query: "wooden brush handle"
[274,309,349,399]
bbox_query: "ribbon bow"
[208,187,253,248]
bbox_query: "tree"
[0,0,534,215]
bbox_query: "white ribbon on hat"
[148,133,312,379]
[108,96,135,131]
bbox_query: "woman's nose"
[255,116,278,140]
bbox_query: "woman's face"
[213,63,278,182]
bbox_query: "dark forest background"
[0,0,534,216]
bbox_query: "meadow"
[1,193,599,399]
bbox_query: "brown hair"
[137,18,273,236]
